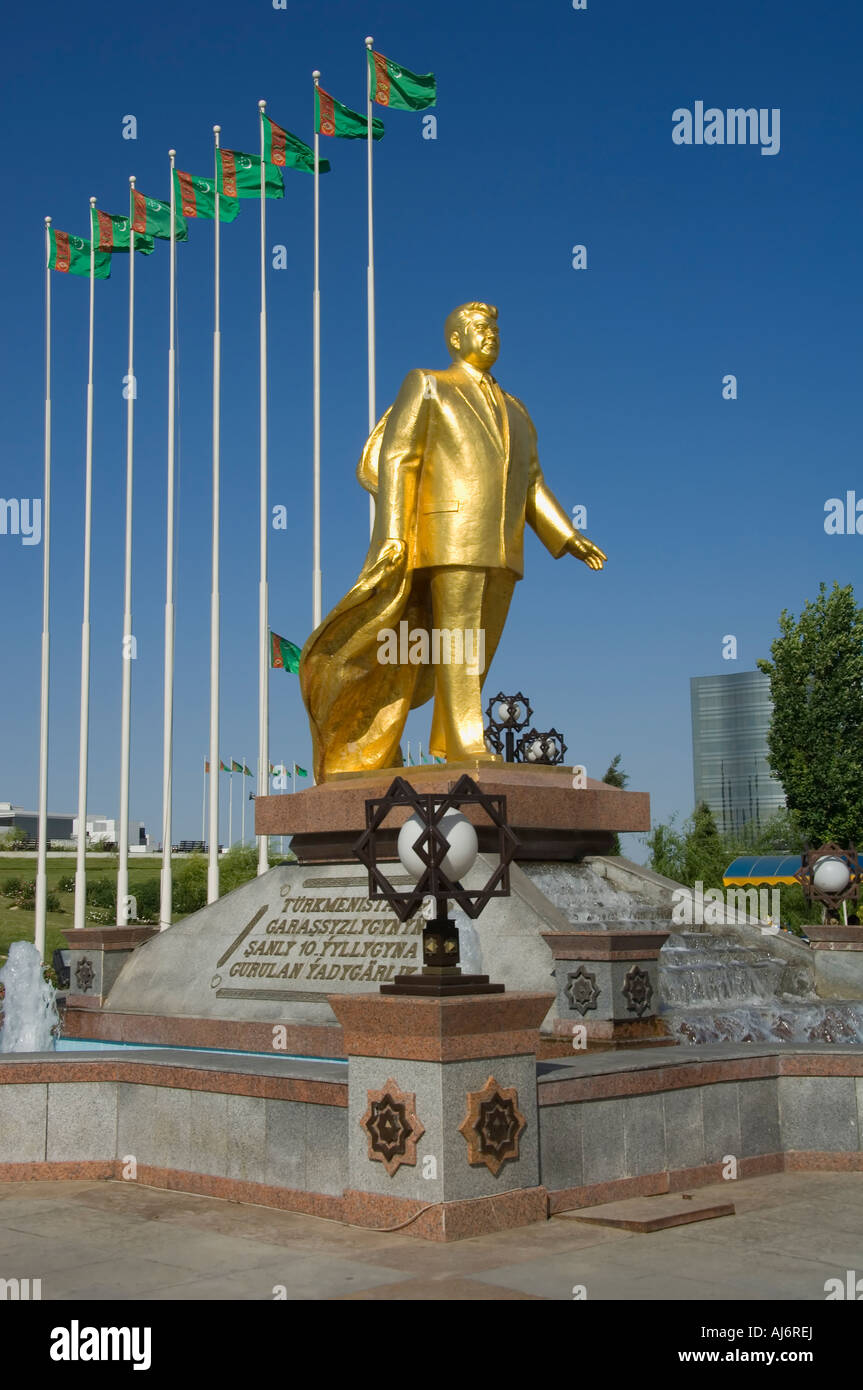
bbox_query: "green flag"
[132,189,187,241]
[270,631,301,673]
[48,229,111,279]
[262,114,330,174]
[368,50,437,111]
[294,764,308,778]
[91,208,154,254]
[216,149,284,200]
[173,168,240,222]
[316,86,384,140]
[231,760,243,773]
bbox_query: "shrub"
[1,877,22,897]
[85,878,116,910]
[219,845,259,894]
[45,892,61,913]
[57,875,75,893]
[134,879,161,923]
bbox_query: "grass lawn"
[0,856,175,964]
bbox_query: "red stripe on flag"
[54,230,71,273]
[220,150,237,198]
[272,634,284,669]
[318,89,336,136]
[131,189,147,235]
[95,210,114,251]
[176,170,197,217]
[373,52,391,106]
[270,122,287,166]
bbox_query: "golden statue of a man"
[300,302,607,782]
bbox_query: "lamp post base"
[381,970,505,997]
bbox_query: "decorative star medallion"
[565,965,600,1016]
[74,957,95,994]
[360,1078,425,1177]
[622,964,653,1018]
[459,1076,526,1176]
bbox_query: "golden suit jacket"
[358,363,575,575]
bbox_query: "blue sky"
[1,0,861,854]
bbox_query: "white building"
[72,815,153,852]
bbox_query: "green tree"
[758,582,863,845]
[681,802,728,887]
[602,754,629,855]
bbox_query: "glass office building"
[690,671,787,836]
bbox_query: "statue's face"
[451,311,499,371]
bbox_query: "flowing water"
[0,940,59,1052]
[660,931,863,1045]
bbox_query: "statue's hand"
[567,533,607,570]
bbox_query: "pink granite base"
[342,1185,550,1241]
[63,1007,345,1059]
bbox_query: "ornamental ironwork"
[515,727,568,766]
[483,692,533,760]
[354,774,517,924]
[794,843,861,914]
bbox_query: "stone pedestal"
[256,762,650,863]
[806,924,863,952]
[328,990,553,1240]
[63,927,158,1010]
[542,927,674,1047]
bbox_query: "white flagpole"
[208,125,222,903]
[35,216,53,958]
[201,764,207,846]
[73,200,97,933]
[117,176,136,926]
[228,765,234,849]
[365,36,376,539]
[257,98,270,876]
[292,761,296,795]
[312,71,322,630]
[160,150,178,931]
[241,759,246,846]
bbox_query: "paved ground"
[0,1172,861,1300]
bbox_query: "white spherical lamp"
[813,855,851,895]
[397,810,479,882]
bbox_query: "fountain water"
[0,940,59,1052]
[660,930,863,1044]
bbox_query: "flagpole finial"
[44,216,51,227]
[313,69,321,81]
[258,99,267,111]
[169,148,176,158]
[89,196,96,208]
[365,35,374,47]
[129,175,136,187]
[213,124,221,133]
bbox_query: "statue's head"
[445,302,499,371]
